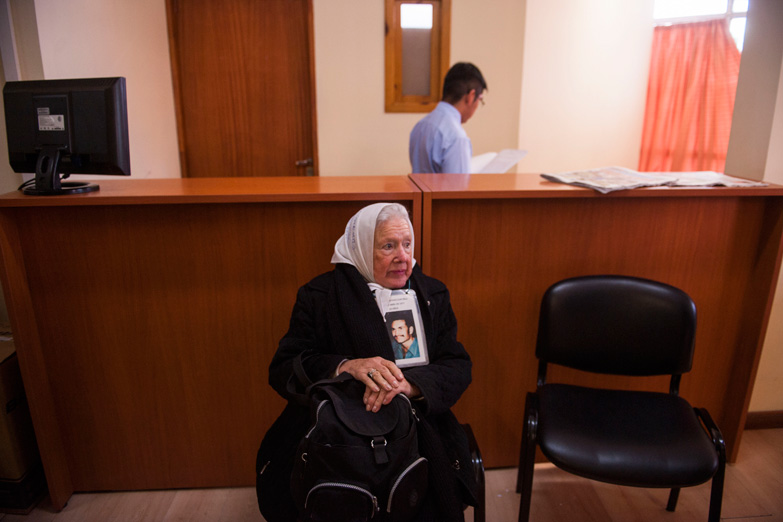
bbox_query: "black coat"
[257,263,476,522]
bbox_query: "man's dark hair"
[442,62,487,104]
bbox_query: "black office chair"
[516,275,725,522]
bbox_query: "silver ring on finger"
[367,369,376,379]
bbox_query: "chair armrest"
[695,407,726,454]
[526,392,539,442]
[461,423,484,485]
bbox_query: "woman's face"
[373,217,413,288]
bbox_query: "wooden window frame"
[385,0,451,113]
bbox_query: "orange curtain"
[638,20,741,172]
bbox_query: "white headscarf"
[331,202,416,289]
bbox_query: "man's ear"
[408,326,414,336]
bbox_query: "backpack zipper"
[305,482,379,516]
[305,400,328,438]
[399,393,420,421]
[386,457,427,513]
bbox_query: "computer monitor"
[3,77,130,195]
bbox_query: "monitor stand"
[23,146,99,196]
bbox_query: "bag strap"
[284,353,311,406]
[306,372,354,396]
[285,353,354,407]
[293,353,312,389]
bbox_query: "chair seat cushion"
[537,383,719,488]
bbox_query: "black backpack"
[290,377,428,522]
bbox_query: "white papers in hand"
[471,149,528,173]
[470,153,496,173]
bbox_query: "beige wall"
[749,42,783,412]
[313,0,403,176]
[450,0,525,166]
[6,0,43,80]
[29,0,181,179]
[722,0,783,412]
[10,0,653,178]
[0,50,21,324]
[1,0,781,412]
[315,0,653,176]
[725,0,783,182]
[313,0,525,176]
[0,57,21,196]
[518,0,654,173]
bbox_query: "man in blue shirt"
[409,62,487,174]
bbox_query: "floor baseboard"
[745,410,783,430]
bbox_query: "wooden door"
[167,0,317,177]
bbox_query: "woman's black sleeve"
[403,286,472,416]
[268,284,344,400]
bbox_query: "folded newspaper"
[541,167,767,194]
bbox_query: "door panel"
[168,0,317,177]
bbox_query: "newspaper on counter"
[667,171,769,188]
[541,167,767,194]
[541,167,674,193]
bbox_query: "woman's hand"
[363,378,421,413]
[339,356,401,393]
[337,357,420,412]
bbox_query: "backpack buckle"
[371,436,389,464]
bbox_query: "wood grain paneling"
[411,173,783,468]
[0,177,420,508]
[17,202,354,490]
[2,174,781,508]
[167,0,317,177]
[0,211,73,509]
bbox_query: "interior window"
[385,0,451,113]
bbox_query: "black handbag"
[256,402,308,522]
[290,376,428,522]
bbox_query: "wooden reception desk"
[0,176,421,510]
[411,173,783,471]
[0,174,781,509]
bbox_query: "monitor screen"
[3,77,130,195]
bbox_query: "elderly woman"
[256,202,476,522]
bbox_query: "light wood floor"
[2,429,781,522]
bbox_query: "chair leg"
[517,393,538,522]
[474,465,486,522]
[695,407,726,522]
[666,488,680,511]
[516,393,535,492]
[515,427,525,494]
[707,441,726,522]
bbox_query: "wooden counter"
[2,173,782,509]
[410,173,783,469]
[0,176,421,510]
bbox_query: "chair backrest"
[536,275,696,377]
